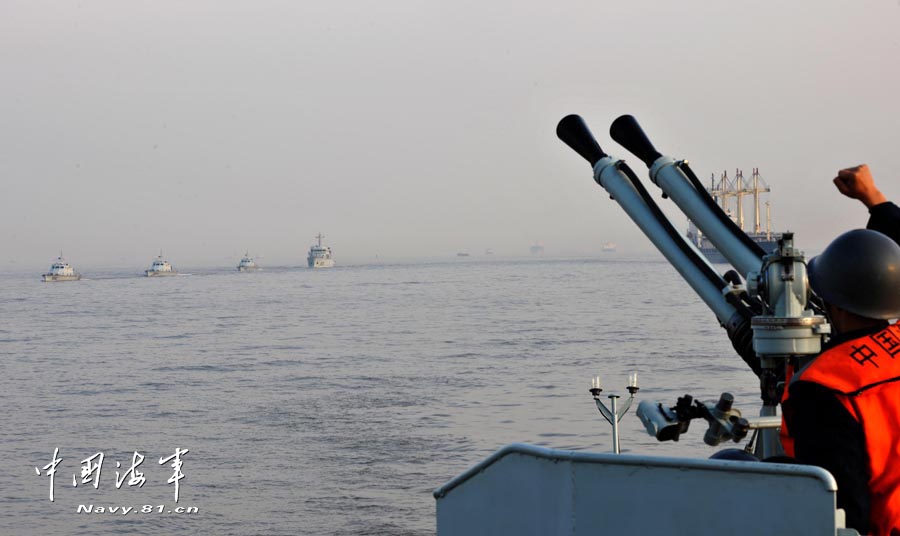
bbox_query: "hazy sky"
[2,0,899,269]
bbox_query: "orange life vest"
[791,323,900,535]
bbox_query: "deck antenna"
[589,373,639,454]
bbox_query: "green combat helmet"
[808,229,900,320]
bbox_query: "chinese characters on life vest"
[35,448,189,502]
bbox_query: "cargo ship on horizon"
[686,168,782,262]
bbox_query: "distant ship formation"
[37,238,333,279]
[237,252,260,272]
[308,233,335,268]
[145,253,178,277]
[686,168,782,263]
[42,254,81,282]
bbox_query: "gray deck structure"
[435,443,856,536]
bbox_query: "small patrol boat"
[307,233,335,268]
[237,252,260,272]
[41,254,82,282]
[145,253,177,277]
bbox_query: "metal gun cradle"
[558,113,830,459]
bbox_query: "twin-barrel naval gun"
[557,115,831,458]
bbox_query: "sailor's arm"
[867,201,900,246]
[832,164,900,245]
[833,164,886,208]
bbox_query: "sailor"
[780,166,900,534]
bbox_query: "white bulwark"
[145,254,177,277]
[434,443,855,536]
[307,233,335,268]
[42,254,82,282]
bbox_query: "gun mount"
[557,114,831,458]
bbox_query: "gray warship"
[41,254,82,282]
[237,252,260,272]
[145,254,177,277]
[307,233,335,268]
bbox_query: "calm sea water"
[0,257,759,535]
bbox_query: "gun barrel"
[609,115,661,168]
[595,159,737,323]
[610,115,763,275]
[556,114,608,166]
[556,115,738,324]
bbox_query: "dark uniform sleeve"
[867,201,900,245]
[784,381,871,533]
